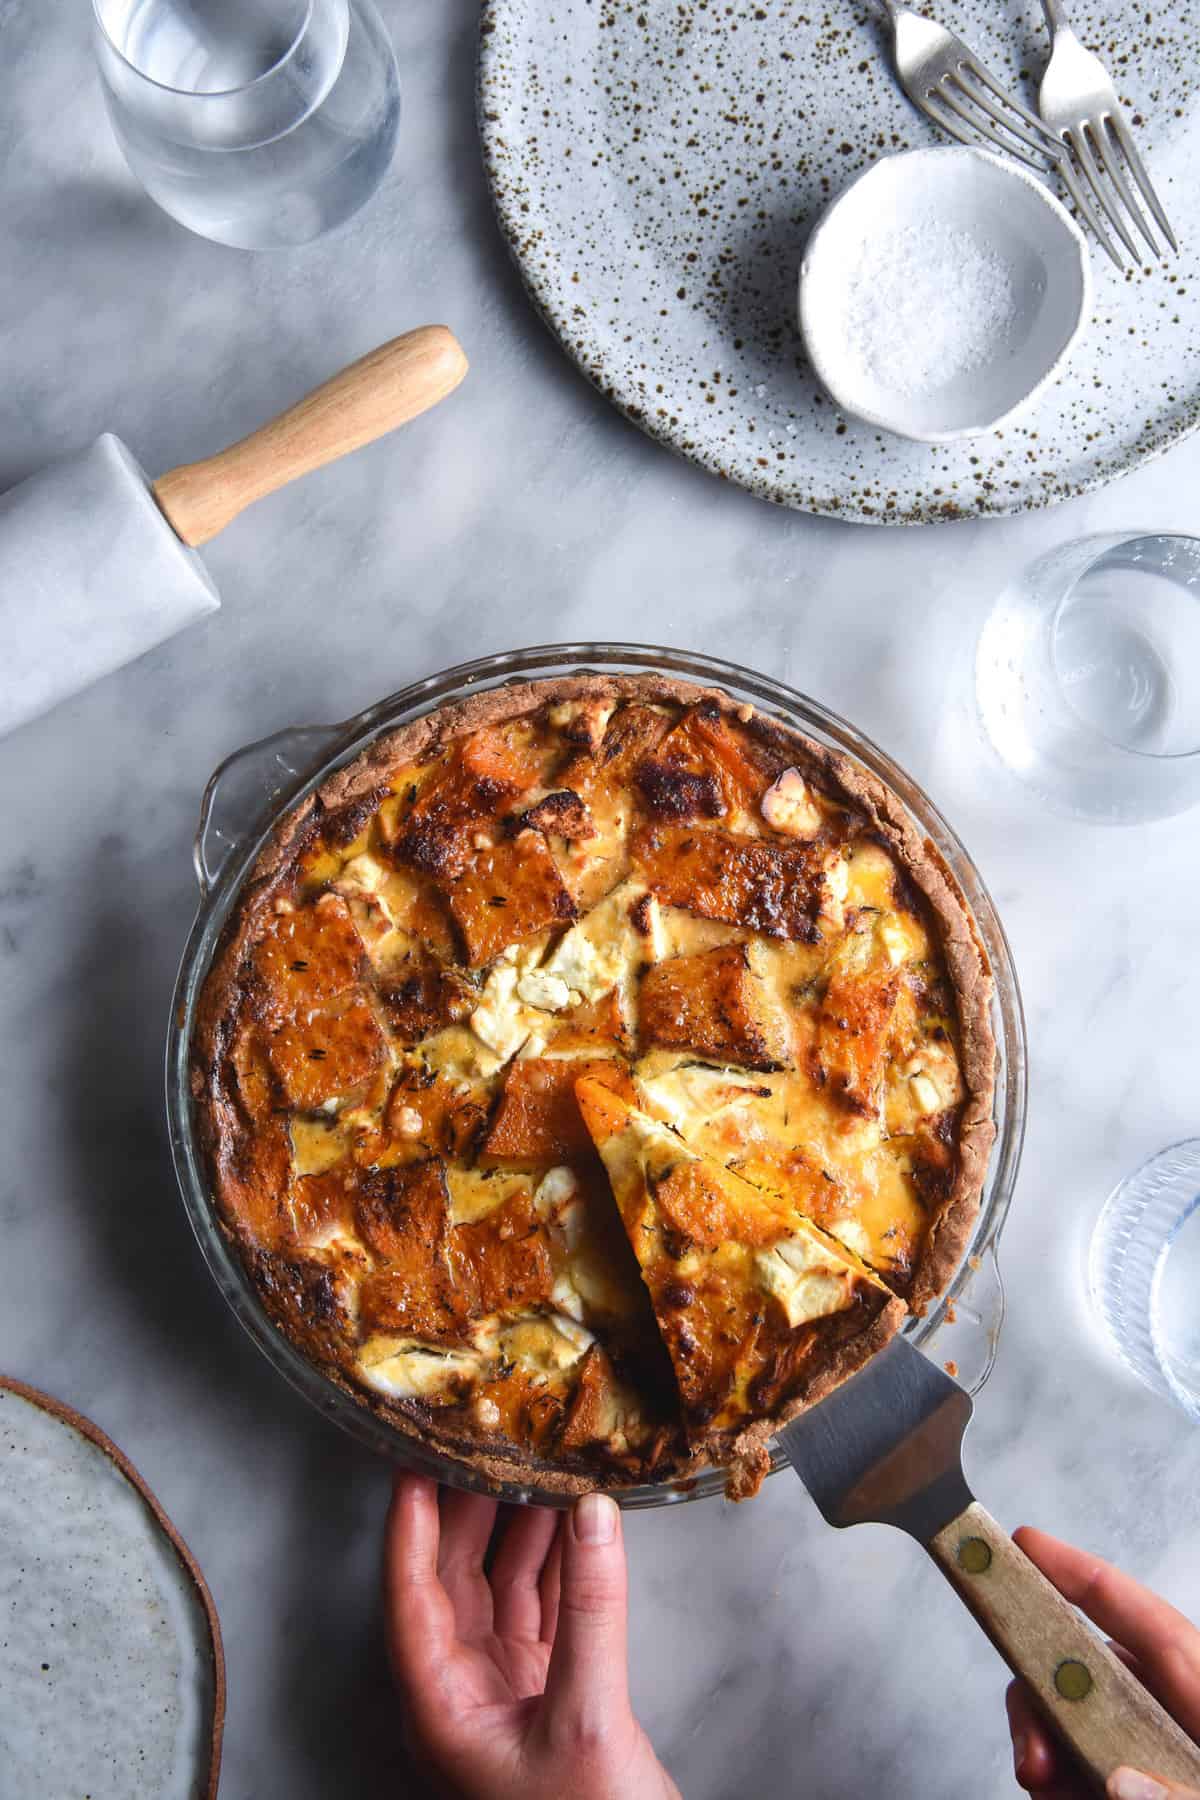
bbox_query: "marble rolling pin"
[0,324,468,738]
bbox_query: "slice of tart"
[575,1077,906,1495]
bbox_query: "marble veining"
[1,3,1199,1796]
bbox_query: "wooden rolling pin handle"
[152,324,468,548]
[929,1502,1200,1794]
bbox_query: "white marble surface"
[2,5,1199,1797]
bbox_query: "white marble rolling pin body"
[0,324,468,739]
[0,435,219,738]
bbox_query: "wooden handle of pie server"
[152,325,468,547]
[929,1502,1200,1792]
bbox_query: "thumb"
[541,1492,631,1738]
[1108,1770,1200,1800]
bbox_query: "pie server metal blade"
[778,1337,1200,1792]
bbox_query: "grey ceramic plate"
[0,1378,224,1799]
[479,0,1198,523]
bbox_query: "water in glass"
[94,0,400,248]
[976,533,1200,823]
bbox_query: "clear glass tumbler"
[1090,1140,1200,1424]
[92,0,401,249]
[975,533,1200,823]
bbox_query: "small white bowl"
[798,147,1091,443]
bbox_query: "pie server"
[779,1336,1200,1791]
[0,324,468,739]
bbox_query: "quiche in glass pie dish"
[192,673,995,1499]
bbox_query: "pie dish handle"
[193,725,346,898]
[919,1241,1007,1397]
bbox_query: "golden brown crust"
[192,672,995,1495]
[0,1376,225,1795]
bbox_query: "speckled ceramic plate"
[0,1378,224,1799]
[479,0,1198,523]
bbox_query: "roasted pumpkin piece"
[632,823,831,942]
[517,788,597,841]
[633,702,791,824]
[449,1187,556,1315]
[559,1344,631,1450]
[384,1070,491,1164]
[677,703,787,811]
[543,987,634,1055]
[460,720,556,794]
[654,1156,772,1255]
[403,887,463,967]
[482,1055,636,1164]
[446,829,577,968]
[378,961,475,1042]
[354,1157,449,1260]
[560,704,674,799]
[633,759,725,824]
[723,1143,849,1234]
[252,895,366,1023]
[357,1270,469,1339]
[392,734,541,883]
[388,765,482,881]
[267,992,387,1110]
[813,965,903,1117]
[634,703,792,824]
[638,943,789,1070]
[352,1160,470,1336]
[291,1168,358,1243]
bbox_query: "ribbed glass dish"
[166,645,1028,1507]
[1090,1139,1200,1424]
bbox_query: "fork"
[1037,0,1177,267]
[879,1,1124,267]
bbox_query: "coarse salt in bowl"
[798,146,1091,443]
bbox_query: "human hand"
[383,1473,681,1800]
[1006,1526,1200,1800]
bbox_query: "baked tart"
[193,675,995,1497]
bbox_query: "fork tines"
[924,61,1059,171]
[889,4,1177,273]
[1062,114,1178,265]
[914,61,1125,268]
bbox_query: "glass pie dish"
[166,644,1027,1507]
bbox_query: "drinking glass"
[92,0,401,249]
[975,533,1200,823]
[1090,1140,1200,1424]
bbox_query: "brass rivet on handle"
[957,1536,992,1574]
[1054,1659,1094,1702]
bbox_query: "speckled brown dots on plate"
[478,0,1198,524]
